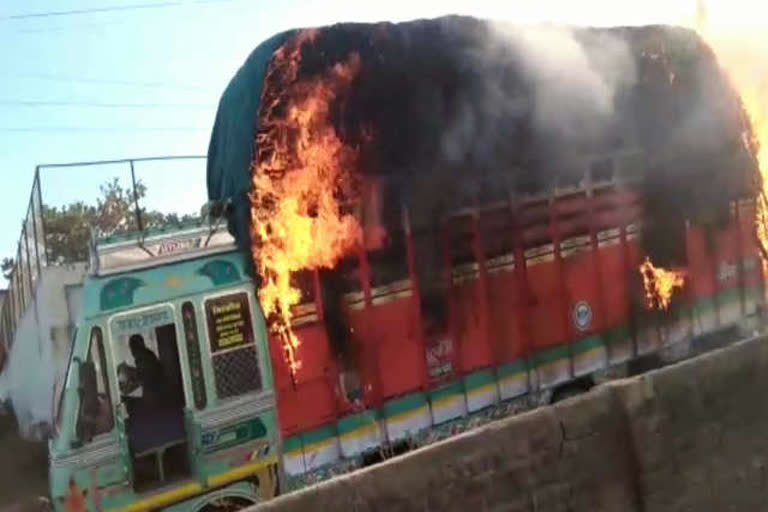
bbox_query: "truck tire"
[550,377,594,404]
[200,497,255,512]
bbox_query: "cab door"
[114,399,135,490]
[50,324,128,511]
[108,305,192,491]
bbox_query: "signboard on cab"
[205,292,254,353]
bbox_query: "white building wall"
[0,264,86,440]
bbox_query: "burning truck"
[43,15,767,511]
[208,16,765,486]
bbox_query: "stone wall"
[252,335,768,512]
[617,333,768,510]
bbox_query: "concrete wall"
[254,334,768,512]
[0,264,86,440]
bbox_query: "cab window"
[76,327,114,441]
[204,291,262,400]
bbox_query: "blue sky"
[0,0,703,268]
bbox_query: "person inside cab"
[118,334,165,411]
[117,332,189,488]
[76,361,114,440]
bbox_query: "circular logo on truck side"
[573,301,592,331]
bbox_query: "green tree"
[41,178,198,264]
[43,201,97,264]
[1,258,13,280]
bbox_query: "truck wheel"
[551,386,586,403]
[201,497,255,512]
[550,377,594,404]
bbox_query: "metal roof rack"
[90,200,236,276]
[0,155,208,350]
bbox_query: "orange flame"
[742,90,768,269]
[251,31,362,374]
[639,257,686,311]
[694,2,768,270]
[726,63,768,272]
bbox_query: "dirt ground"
[0,414,49,511]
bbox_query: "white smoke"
[440,22,637,166]
[500,23,637,143]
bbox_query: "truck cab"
[48,220,280,512]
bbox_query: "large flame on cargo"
[741,90,768,269]
[693,1,768,269]
[640,257,686,311]
[251,31,362,374]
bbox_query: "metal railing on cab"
[0,155,210,352]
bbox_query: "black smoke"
[281,17,754,254]
[257,17,758,366]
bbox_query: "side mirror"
[75,361,99,444]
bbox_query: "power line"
[0,127,209,132]
[14,72,216,91]
[2,1,187,20]
[0,100,215,109]
[11,1,248,34]
[16,20,129,34]
[0,0,242,21]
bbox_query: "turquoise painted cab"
[48,222,280,512]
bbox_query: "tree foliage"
[41,178,198,264]
[1,258,13,280]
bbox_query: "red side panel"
[269,323,338,437]
[714,223,742,292]
[597,242,630,329]
[562,248,602,335]
[351,295,424,401]
[346,308,379,406]
[686,225,717,302]
[487,269,527,362]
[451,277,493,373]
[526,258,568,350]
[266,182,760,441]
